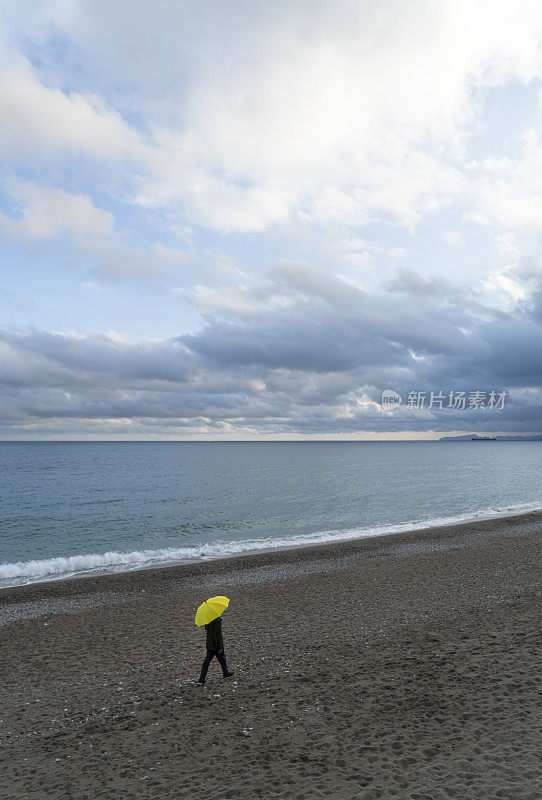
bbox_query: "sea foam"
[0,501,539,588]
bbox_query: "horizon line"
[1,435,541,444]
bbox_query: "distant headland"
[439,433,542,441]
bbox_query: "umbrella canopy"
[195,596,230,627]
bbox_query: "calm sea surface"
[1,441,540,586]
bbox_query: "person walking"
[197,613,234,685]
[196,597,235,686]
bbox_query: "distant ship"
[471,435,497,440]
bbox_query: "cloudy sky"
[1,0,541,439]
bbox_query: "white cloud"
[468,131,542,232]
[481,262,540,310]
[442,230,463,245]
[486,268,527,303]
[0,62,143,164]
[79,239,187,284]
[0,180,114,239]
[0,179,190,285]
[150,243,188,266]
[135,0,542,231]
[2,2,542,235]
[179,283,258,316]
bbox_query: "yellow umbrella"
[195,596,230,627]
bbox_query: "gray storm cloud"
[1,265,540,437]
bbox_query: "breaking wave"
[0,501,539,588]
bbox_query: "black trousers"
[199,649,229,681]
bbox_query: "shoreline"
[1,505,540,594]
[0,509,540,798]
[1,509,540,621]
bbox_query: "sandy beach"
[0,511,540,800]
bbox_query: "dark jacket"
[205,616,224,651]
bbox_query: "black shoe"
[223,671,235,678]
[197,679,205,685]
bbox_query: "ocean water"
[0,441,540,587]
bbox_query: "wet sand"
[0,511,540,799]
